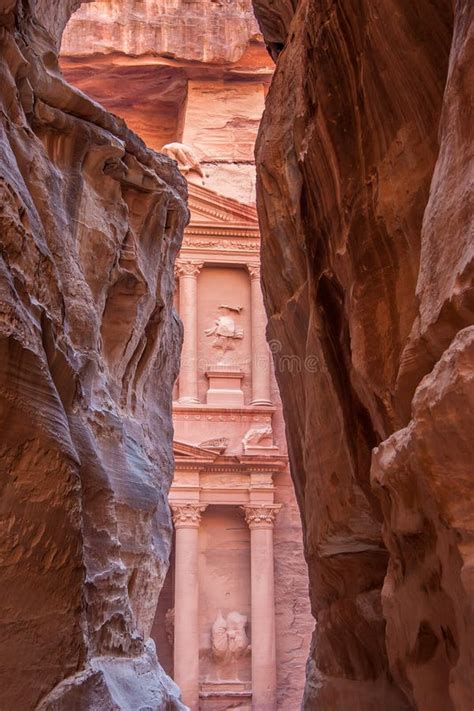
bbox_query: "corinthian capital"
[171,503,207,528]
[175,260,203,278]
[241,504,281,529]
[247,263,261,281]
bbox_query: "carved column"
[242,504,281,710]
[171,503,207,710]
[176,261,203,403]
[247,264,272,406]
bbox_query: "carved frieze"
[182,238,260,250]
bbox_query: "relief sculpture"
[205,315,244,361]
[211,611,250,662]
[242,425,273,449]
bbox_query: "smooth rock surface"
[0,1,187,708]
[252,0,473,709]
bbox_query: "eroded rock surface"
[59,0,273,202]
[252,0,473,709]
[0,1,187,708]
[62,0,260,64]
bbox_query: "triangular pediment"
[173,439,220,462]
[187,182,259,227]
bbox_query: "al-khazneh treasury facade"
[151,183,312,711]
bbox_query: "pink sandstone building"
[150,181,312,710]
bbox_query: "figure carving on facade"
[162,142,204,178]
[242,425,273,449]
[205,315,244,362]
[211,611,249,662]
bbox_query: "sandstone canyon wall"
[61,0,271,204]
[252,1,473,710]
[0,1,187,708]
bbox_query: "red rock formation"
[60,0,266,154]
[0,1,187,708]
[61,0,259,64]
[252,1,473,709]
[60,0,273,202]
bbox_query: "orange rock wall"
[252,0,473,709]
[61,0,260,64]
[60,1,273,203]
[0,1,187,708]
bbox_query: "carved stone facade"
[150,185,313,711]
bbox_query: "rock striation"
[252,1,473,709]
[61,0,260,65]
[0,1,187,709]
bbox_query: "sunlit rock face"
[61,0,259,64]
[60,0,273,203]
[0,1,187,708]
[252,1,473,710]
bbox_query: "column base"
[250,398,273,407]
[178,396,200,404]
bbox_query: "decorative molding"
[242,425,273,449]
[175,260,203,278]
[174,413,270,422]
[182,237,260,250]
[247,263,261,280]
[241,504,282,529]
[171,502,208,528]
[187,183,258,226]
[199,437,229,452]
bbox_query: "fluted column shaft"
[242,505,281,710]
[172,503,206,710]
[248,264,272,406]
[177,261,202,403]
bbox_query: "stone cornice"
[173,404,276,416]
[174,459,287,473]
[183,233,260,249]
